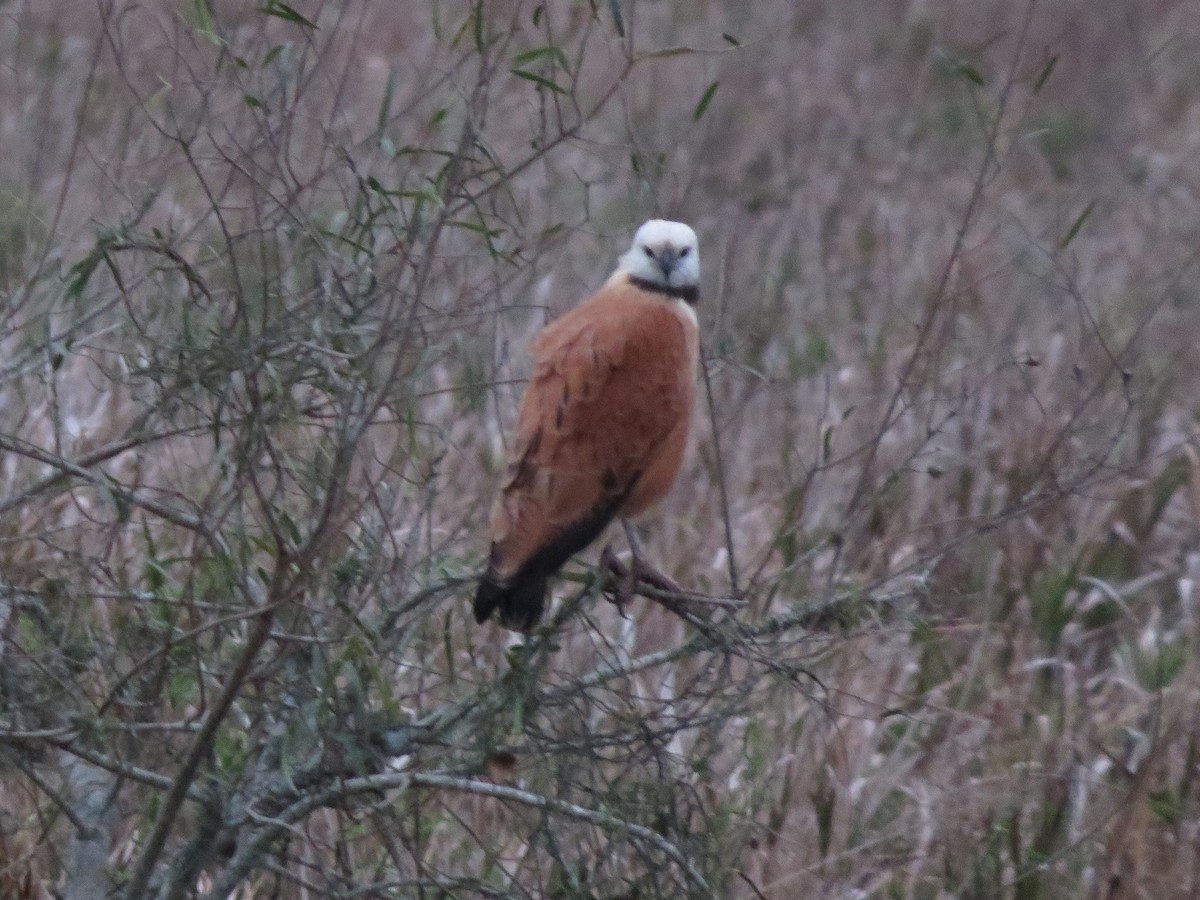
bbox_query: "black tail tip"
[474,573,548,632]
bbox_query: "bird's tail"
[473,571,548,632]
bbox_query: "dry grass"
[3,0,1200,897]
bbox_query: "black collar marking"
[628,276,699,306]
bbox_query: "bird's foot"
[599,544,635,617]
[628,555,682,595]
[600,544,681,615]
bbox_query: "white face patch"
[617,219,700,290]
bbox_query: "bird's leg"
[601,525,684,614]
[599,542,634,617]
[622,521,682,595]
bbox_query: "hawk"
[474,219,701,631]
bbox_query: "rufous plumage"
[475,220,701,631]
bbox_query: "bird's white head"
[617,219,700,296]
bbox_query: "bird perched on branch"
[474,219,701,631]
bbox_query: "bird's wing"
[487,284,695,581]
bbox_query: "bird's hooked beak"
[656,247,679,280]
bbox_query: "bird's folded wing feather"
[488,288,692,577]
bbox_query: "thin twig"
[700,344,740,599]
[204,771,715,900]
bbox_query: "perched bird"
[474,219,701,631]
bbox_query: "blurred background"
[2,1,1199,897]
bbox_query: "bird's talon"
[599,545,637,613]
[631,557,681,595]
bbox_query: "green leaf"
[1149,788,1183,825]
[512,45,569,67]
[242,93,263,109]
[193,0,221,45]
[511,68,566,93]
[693,81,719,121]
[935,48,985,86]
[448,10,471,49]
[957,62,985,86]
[1034,55,1058,93]
[376,66,396,133]
[607,0,625,37]
[259,1,316,29]
[638,46,695,61]
[1058,200,1096,250]
[392,189,443,205]
[67,246,104,298]
[1128,635,1189,691]
[1030,564,1077,652]
[448,218,501,238]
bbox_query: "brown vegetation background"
[2,0,1200,897]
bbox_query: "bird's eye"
[643,246,656,259]
[679,247,691,258]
